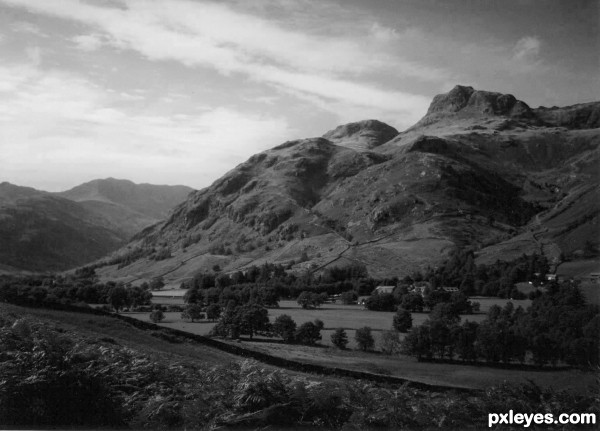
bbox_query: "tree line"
[401,281,599,368]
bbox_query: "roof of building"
[373,285,395,294]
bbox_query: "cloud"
[72,34,104,51]
[10,21,48,37]
[0,62,292,191]
[369,22,400,42]
[25,46,42,66]
[0,0,436,125]
[512,36,541,61]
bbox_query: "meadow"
[116,294,600,393]
[144,296,531,349]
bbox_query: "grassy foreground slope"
[2,302,598,430]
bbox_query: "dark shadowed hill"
[0,180,194,272]
[94,85,599,284]
[0,183,123,272]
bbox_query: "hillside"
[0,183,124,272]
[0,180,194,272]
[57,178,194,237]
[89,85,599,283]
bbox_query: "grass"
[147,297,531,349]
[126,296,597,394]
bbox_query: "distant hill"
[0,180,194,272]
[57,178,193,238]
[94,85,599,284]
[58,178,193,221]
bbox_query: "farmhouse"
[372,285,395,295]
[442,286,459,293]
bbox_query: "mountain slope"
[0,179,194,272]
[95,86,600,283]
[57,178,194,237]
[0,183,124,271]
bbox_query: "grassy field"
[7,302,594,394]
[121,295,599,393]
[147,297,532,349]
[148,296,531,349]
[125,299,594,394]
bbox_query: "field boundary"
[3,299,480,393]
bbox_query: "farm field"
[125,299,593,393]
[121,295,597,393]
[145,297,532,349]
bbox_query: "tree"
[149,309,165,323]
[149,276,165,291]
[127,286,152,308]
[380,330,401,355]
[402,324,432,361]
[331,328,348,349]
[236,305,270,339]
[181,304,204,322]
[296,291,326,309]
[107,285,128,312]
[184,286,202,304]
[273,314,297,343]
[294,321,322,345]
[400,293,424,312]
[364,293,396,311]
[340,291,357,305]
[206,303,221,321]
[393,308,412,332]
[355,326,374,351]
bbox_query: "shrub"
[380,330,401,355]
[355,326,374,351]
[294,321,322,345]
[181,304,204,322]
[393,308,412,332]
[149,310,165,323]
[331,328,348,349]
[273,314,297,343]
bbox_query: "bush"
[393,308,412,332]
[380,330,401,355]
[181,304,204,322]
[273,314,297,343]
[330,328,348,349]
[294,321,322,345]
[149,310,165,323]
[355,326,374,351]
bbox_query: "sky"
[0,0,598,192]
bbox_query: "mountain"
[87,86,599,283]
[0,182,123,272]
[0,180,194,272]
[57,178,194,237]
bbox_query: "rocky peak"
[427,85,532,117]
[410,85,534,130]
[323,119,399,151]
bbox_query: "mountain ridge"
[92,85,599,284]
[0,179,194,272]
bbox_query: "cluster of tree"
[184,284,279,308]
[180,263,381,300]
[272,315,324,345]
[210,303,270,339]
[0,271,152,312]
[408,250,550,299]
[364,288,477,315]
[402,282,599,367]
[180,303,221,322]
[296,291,328,309]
